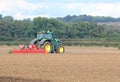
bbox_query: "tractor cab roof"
[38,31,53,34]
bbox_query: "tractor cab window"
[44,34,52,39]
[37,34,44,39]
[37,33,52,39]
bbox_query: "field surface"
[0,46,120,82]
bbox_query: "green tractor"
[30,31,65,53]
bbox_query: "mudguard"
[55,42,62,50]
[39,38,50,45]
[30,39,38,45]
[30,38,51,46]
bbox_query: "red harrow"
[12,44,47,54]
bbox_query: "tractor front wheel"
[56,44,64,53]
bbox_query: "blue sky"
[27,0,119,3]
[0,0,120,19]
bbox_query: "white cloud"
[0,0,49,19]
[66,3,120,17]
[15,12,49,19]
[0,0,48,10]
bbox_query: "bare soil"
[0,46,120,82]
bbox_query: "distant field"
[1,40,120,47]
[98,22,120,26]
[0,46,120,82]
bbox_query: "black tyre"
[56,44,65,53]
[43,41,52,53]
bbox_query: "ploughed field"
[0,46,120,82]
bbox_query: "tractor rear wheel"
[56,44,64,53]
[43,41,52,53]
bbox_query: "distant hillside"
[98,22,120,26]
[57,15,120,23]
[97,22,120,30]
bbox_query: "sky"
[0,0,120,19]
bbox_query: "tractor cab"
[37,31,53,40]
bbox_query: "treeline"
[57,15,120,23]
[0,14,120,42]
